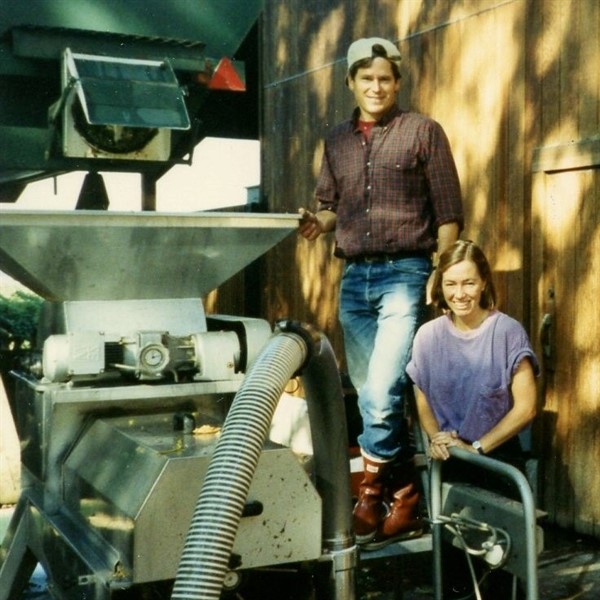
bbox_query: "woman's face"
[441,259,486,318]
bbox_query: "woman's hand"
[428,430,474,460]
[428,431,455,460]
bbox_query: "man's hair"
[348,44,401,81]
[431,240,497,310]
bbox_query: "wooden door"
[532,141,600,537]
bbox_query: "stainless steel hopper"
[0,210,299,301]
[0,209,360,600]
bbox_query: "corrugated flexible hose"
[171,330,309,600]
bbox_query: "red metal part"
[208,57,246,92]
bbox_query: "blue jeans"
[339,257,431,460]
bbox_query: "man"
[299,37,463,548]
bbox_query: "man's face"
[348,57,400,122]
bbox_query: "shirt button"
[366,208,370,213]
[366,232,371,237]
[367,185,371,190]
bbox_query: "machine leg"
[0,498,37,600]
[314,546,357,600]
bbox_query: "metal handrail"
[429,448,539,600]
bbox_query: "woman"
[406,240,539,598]
[407,240,538,463]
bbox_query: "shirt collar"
[352,104,402,132]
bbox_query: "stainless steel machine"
[0,210,356,600]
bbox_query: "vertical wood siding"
[257,0,600,537]
[528,0,600,538]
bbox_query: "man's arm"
[298,208,337,241]
[436,221,461,257]
[426,221,460,303]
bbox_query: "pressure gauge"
[139,343,169,373]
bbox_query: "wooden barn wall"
[528,0,600,538]
[258,0,600,537]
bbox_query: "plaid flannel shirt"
[316,105,463,258]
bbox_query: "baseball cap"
[347,37,402,72]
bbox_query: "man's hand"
[298,208,336,241]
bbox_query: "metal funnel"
[0,210,299,300]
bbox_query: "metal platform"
[359,533,433,560]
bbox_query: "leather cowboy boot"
[364,482,423,550]
[352,452,391,544]
[363,458,423,550]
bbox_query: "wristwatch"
[472,440,485,455]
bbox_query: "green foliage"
[0,290,43,350]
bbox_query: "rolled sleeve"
[422,121,464,231]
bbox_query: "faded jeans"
[339,257,431,460]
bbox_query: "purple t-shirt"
[406,311,540,442]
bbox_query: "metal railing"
[429,448,539,600]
